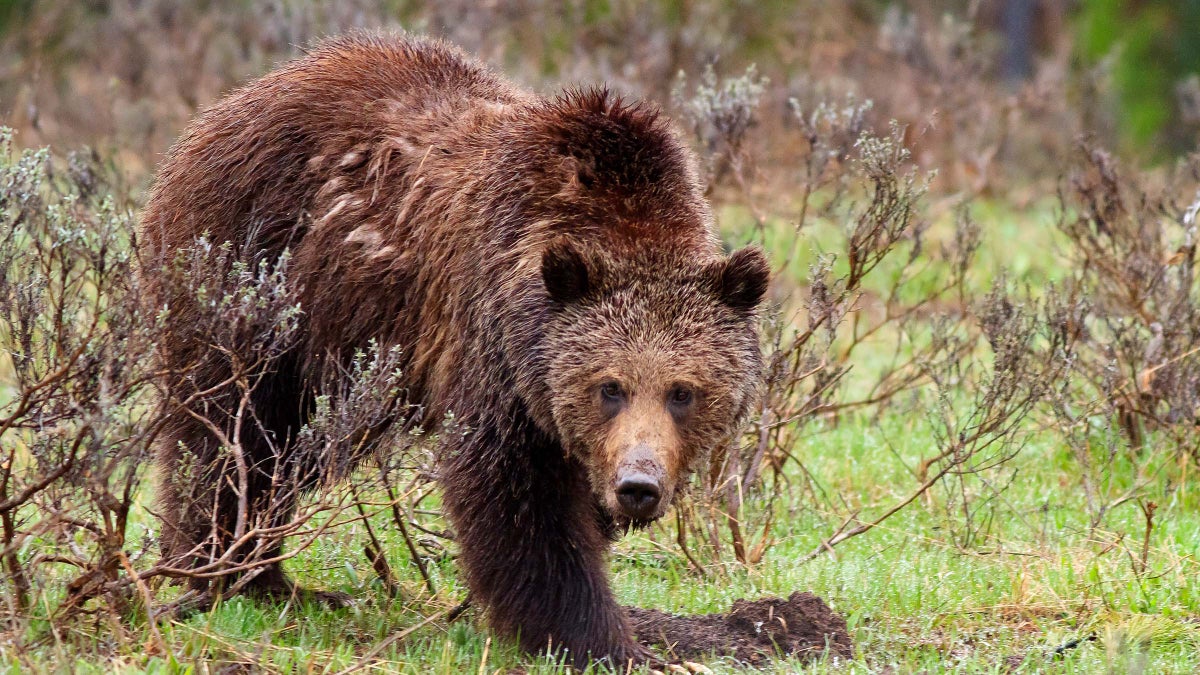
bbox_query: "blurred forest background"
[1,0,1198,186]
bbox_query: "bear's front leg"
[441,414,649,668]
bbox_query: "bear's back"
[139,32,523,268]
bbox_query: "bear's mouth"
[609,500,668,527]
[613,514,657,532]
[606,496,667,529]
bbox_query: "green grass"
[4,407,1198,674]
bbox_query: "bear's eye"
[669,386,693,406]
[599,381,624,402]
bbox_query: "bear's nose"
[615,474,662,520]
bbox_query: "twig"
[1138,499,1157,576]
[1051,634,1095,657]
[379,460,436,596]
[117,550,171,659]
[798,459,957,564]
[447,595,472,622]
[353,488,399,598]
[674,509,706,576]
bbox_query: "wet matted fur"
[140,31,768,667]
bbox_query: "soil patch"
[627,591,853,665]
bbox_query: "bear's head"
[541,241,769,527]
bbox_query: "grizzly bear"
[139,32,768,667]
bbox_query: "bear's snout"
[609,443,668,522]
[615,471,662,520]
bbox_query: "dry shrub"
[147,237,411,599]
[1048,144,1200,526]
[672,63,768,195]
[920,278,1077,548]
[667,66,1031,568]
[0,128,160,626]
[0,129,425,644]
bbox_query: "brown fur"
[140,31,768,667]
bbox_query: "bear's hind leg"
[157,377,340,605]
[157,419,224,595]
[235,466,354,608]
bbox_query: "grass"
[4,404,1198,673]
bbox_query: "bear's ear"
[712,246,770,311]
[542,241,596,304]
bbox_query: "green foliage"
[0,0,31,37]
[1076,0,1200,153]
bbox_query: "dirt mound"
[627,592,853,665]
